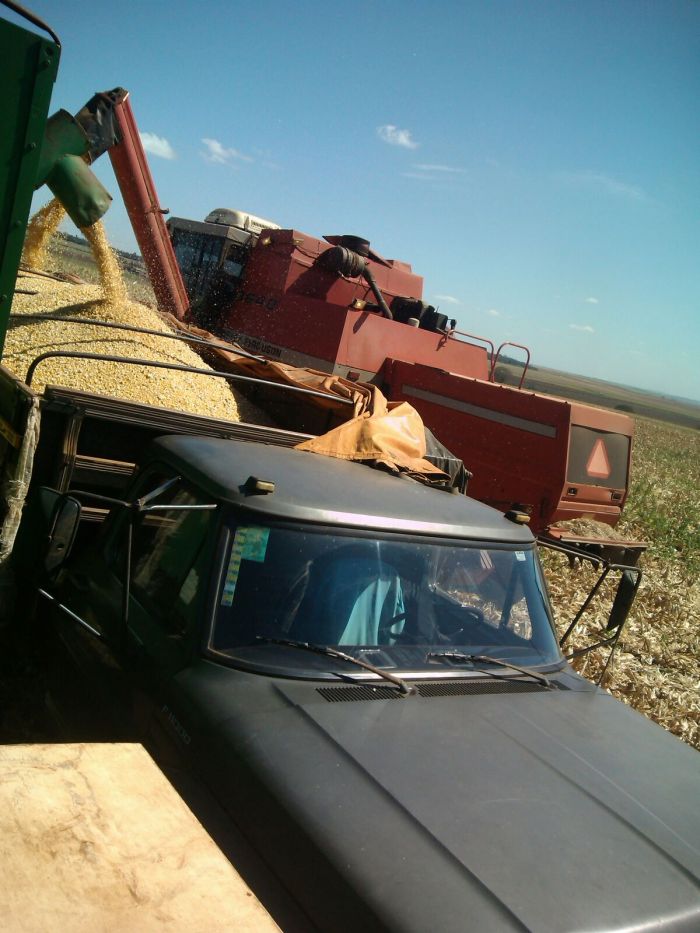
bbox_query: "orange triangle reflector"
[586,438,611,478]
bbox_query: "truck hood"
[188,671,700,932]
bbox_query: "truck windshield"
[210,522,562,674]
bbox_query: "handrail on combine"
[490,342,531,389]
[446,329,495,372]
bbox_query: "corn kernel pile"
[8,204,267,423]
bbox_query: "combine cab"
[168,217,636,537]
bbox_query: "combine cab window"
[222,242,248,278]
[171,229,224,302]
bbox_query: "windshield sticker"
[221,529,245,606]
[515,551,526,562]
[240,525,270,562]
[221,526,270,607]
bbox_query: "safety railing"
[445,329,495,374]
[490,342,531,388]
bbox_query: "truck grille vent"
[318,685,404,702]
[317,679,547,702]
[416,680,542,697]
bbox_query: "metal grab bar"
[446,329,495,372]
[24,350,353,406]
[490,342,531,388]
[10,311,267,363]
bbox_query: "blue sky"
[17,0,700,401]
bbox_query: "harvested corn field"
[545,417,700,749]
[5,270,265,422]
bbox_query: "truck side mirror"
[606,569,639,632]
[44,490,82,574]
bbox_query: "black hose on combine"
[319,238,393,319]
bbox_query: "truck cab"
[43,435,700,933]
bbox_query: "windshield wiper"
[256,636,414,697]
[426,651,551,689]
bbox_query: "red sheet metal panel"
[382,360,631,531]
[243,229,424,310]
[108,96,189,319]
[337,311,490,380]
[221,291,350,368]
[222,228,490,380]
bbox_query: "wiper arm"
[426,651,551,689]
[257,637,414,697]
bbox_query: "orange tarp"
[295,400,447,480]
[164,315,447,481]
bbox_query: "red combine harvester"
[166,214,636,543]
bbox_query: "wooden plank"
[0,743,280,932]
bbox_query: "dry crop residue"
[545,417,700,749]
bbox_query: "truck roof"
[149,435,533,543]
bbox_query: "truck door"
[57,465,218,744]
[113,468,218,745]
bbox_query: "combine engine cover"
[215,228,489,378]
[220,229,423,362]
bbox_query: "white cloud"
[201,137,253,165]
[413,163,465,174]
[377,125,419,149]
[585,296,599,304]
[487,308,501,317]
[557,170,647,201]
[434,294,460,305]
[140,132,175,160]
[570,323,595,333]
